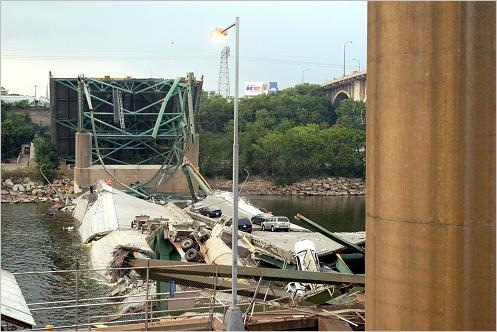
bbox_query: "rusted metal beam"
[128,258,365,285]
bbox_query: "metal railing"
[12,263,289,331]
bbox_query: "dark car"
[251,213,272,225]
[199,206,222,218]
[225,217,253,234]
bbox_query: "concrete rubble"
[68,179,366,329]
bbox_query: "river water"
[243,195,365,232]
[1,196,365,327]
[1,203,112,328]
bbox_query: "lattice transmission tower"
[217,46,230,97]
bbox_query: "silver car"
[261,216,290,232]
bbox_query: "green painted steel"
[335,253,354,274]
[295,213,365,255]
[152,77,181,139]
[182,166,198,202]
[183,164,212,196]
[255,252,297,270]
[186,72,196,142]
[50,74,201,167]
[130,258,365,285]
[147,228,181,313]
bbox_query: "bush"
[14,99,30,109]
[33,136,59,181]
[1,100,13,111]
[1,112,46,159]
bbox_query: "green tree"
[335,99,366,130]
[321,126,365,177]
[195,84,365,182]
[196,91,233,133]
[198,132,231,177]
[1,112,45,159]
[33,136,59,181]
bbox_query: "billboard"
[244,82,278,96]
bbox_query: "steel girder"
[51,74,200,166]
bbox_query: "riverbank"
[1,175,75,204]
[208,176,365,196]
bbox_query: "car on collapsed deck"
[199,206,222,218]
[261,216,290,232]
[251,212,273,225]
[225,217,253,234]
[190,202,206,213]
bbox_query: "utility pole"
[34,85,37,104]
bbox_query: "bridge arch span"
[332,90,350,108]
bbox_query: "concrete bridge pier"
[366,2,495,330]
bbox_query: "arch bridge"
[322,70,367,108]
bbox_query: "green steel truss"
[51,74,200,167]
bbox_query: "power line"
[1,53,349,68]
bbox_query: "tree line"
[196,84,366,184]
[1,110,59,180]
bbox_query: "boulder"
[13,184,25,192]
[1,189,8,195]
[9,190,17,196]
[4,178,14,188]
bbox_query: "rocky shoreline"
[208,176,366,196]
[1,176,76,204]
[1,175,366,204]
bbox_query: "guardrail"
[12,264,289,331]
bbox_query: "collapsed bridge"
[49,73,203,195]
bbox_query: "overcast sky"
[1,1,367,96]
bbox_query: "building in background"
[1,95,50,107]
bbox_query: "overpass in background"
[322,70,367,107]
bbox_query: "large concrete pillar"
[366,2,495,330]
[74,132,92,192]
[75,132,92,169]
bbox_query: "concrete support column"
[75,132,92,169]
[367,2,495,330]
[74,132,92,192]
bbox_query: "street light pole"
[34,85,37,103]
[229,16,242,331]
[343,40,352,76]
[353,58,361,72]
[211,17,243,332]
[301,68,310,84]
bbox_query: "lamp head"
[209,28,228,44]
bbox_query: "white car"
[261,216,290,231]
[189,202,206,213]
